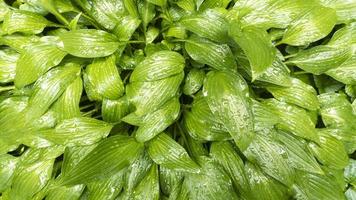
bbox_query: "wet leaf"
[0,49,19,83]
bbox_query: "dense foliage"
[0,0,355,199]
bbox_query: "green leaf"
[267,78,319,110]
[113,15,141,41]
[59,29,120,58]
[244,134,295,186]
[344,159,356,186]
[124,151,153,192]
[229,24,276,79]
[180,9,228,43]
[38,117,113,147]
[210,141,250,195]
[320,128,356,154]
[318,92,356,129]
[87,170,124,200]
[346,187,356,200]
[6,147,63,200]
[2,9,53,34]
[185,36,236,72]
[199,0,231,11]
[138,0,155,28]
[0,154,18,192]
[159,166,183,196]
[274,131,323,174]
[89,0,127,30]
[148,133,200,173]
[184,94,231,141]
[51,76,83,121]
[281,6,337,46]
[130,51,185,82]
[129,97,180,142]
[256,55,292,87]
[293,171,345,200]
[127,164,160,200]
[15,36,67,88]
[45,184,84,200]
[325,55,356,84]
[0,34,40,52]
[320,0,356,23]
[287,45,351,75]
[0,49,19,83]
[245,162,289,200]
[0,0,10,21]
[84,54,124,101]
[24,63,81,120]
[203,71,254,150]
[182,68,205,95]
[262,99,319,142]
[59,135,143,186]
[309,130,349,169]
[182,156,238,200]
[147,0,166,6]
[102,96,131,123]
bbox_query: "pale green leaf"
[59,29,119,58]
[87,170,125,200]
[84,54,124,100]
[229,24,276,79]
[15,36,67,88]
[281,6,337,46]
[59,135,143,185]
[267,78,319,110]
[148,133,200,173]
[203,71,254,150]
[128,164,160,200]
[0,49,19,83]
[344,159,356,186]
[325,55,356,84]
[185,36,236,72]
[2,9,52,34]
[159,166,183,196]
[180,9,228,43]
[102,96,131,123]
[182,68,205,95]
[0,154,18,192]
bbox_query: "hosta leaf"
[24,63,81,120]
[320,128,356,154]
[0,154,18,192]
[183,68,205,95]
[148,133,200,172]
[46,184,84,200]
[327,22,356,46]
[263,99,319,142]
[199,0,231,11]
[210,141,250,195]
[147,0,166,6]
[126,72,184,116]
[137,0,155,28]
[345,159,356,186]
[275,131,322,174]
[130,51,185,82]
[244,134,295,186]
[89,0,127,30]
[124,151,153,192]
[281,5,337,46]
[51,76,82,121]
[185,36,236,72]
[84,54,124,101]
[180,9,228,43]
[159,166,183,196]
[2,10,53,34]
[182,156,238,200]
[325,55,356,84]
[0,34,40,52]
[229,24,276,79]
[102,96,131,123]
[320,0,356,22]
[293,171,345,200]
[113,15,141,42]
[318,92,356,129]
[287,45,351,75]
[128,164,160,200]
[267,78,319,110]
[0,0,10,21]
[38,117,113,146]
[203,71,254,150]
[87,170,125,200]
[309,130,348,169]
[59,29,119,58]
[257,55,292,87]
[15,36,67,88]
[245,163,289,200]
[131,97,180,142]
[0,49,19,83]
[59,135,143,185]
[7,147,63,200]
[346,187,356,200]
